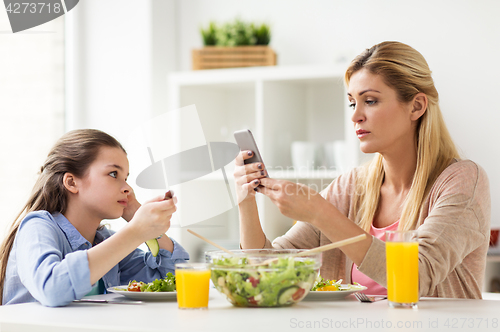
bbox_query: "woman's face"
[347,69,416,156]
[77,146,132,220]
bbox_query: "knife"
[73,299,144,305]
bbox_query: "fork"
[354,293,387,303]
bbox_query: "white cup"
[323,141,346,172]
[291,141,318,171]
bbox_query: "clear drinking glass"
[175,263,211,309]
[385,230,419,309]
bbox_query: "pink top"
[351,220,400,295]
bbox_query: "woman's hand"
[256,178,327,224]
[233,150,268,204]
[121,189,142,222]
[127,195,177,242]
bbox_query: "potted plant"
[192,19,276,70]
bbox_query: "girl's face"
[347,69,416,156]
[77,146,132,221]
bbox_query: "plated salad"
[124,272,176,292]
[211,256,319,307]
[311,275,365,292]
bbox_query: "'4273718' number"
[443,318,498,329]
[6,2,63,14]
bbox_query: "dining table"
[1,290,500,332]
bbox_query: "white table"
[1,291,500,332]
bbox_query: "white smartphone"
[233,129,269,178]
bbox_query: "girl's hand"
[233,150,268,204]
[256,178,326,224]
[127,195,177,242]
[121,189,142,222]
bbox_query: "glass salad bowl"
[206,249,322,307]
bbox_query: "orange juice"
[175,268,211,309]
[386,241,419,304]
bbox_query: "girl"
[234,41,490,299]
[0,129,189,306]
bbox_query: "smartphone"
[233,129,269,178]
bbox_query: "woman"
[234,41,490,299]
[0,129,189,306]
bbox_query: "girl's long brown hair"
[345,41,460,232]
[0,129,125,304]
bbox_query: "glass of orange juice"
[175,263,211,310]
[385,230,419,309]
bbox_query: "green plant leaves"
[200,19,271,46]
[200,22,217,46]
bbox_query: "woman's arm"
[351,161,489,298]
[239,197,266,249]
[414,161,490,297]
[233,150,268,249]
[256,178,373,265]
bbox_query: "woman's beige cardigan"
[264,160,491,299]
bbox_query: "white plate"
[304,285,367,301]
[107,286,177,301]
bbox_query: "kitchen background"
[1,0,500,288]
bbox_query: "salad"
[211,255,319,307]
[311,275,365,291]
[125,272,176,292]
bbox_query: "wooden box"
[192,46,277,70]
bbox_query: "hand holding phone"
[233,129,269,178]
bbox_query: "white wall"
[175,0,500,226]
[66,0,177,139]
[69,0,500,227]
[0,13,65,240]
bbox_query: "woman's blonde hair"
[345,41,460,232]
[0,129,125,304]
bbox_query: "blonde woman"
[234,41,490,299]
